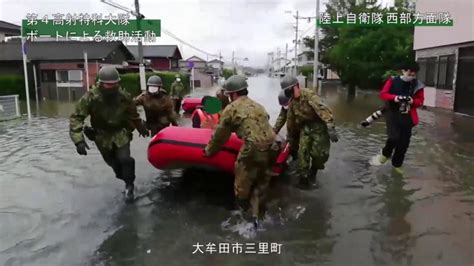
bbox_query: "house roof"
[185,55,206,62]
[208,59,223,64]
[0,20,21,33]
[126,45,182,59]
[0,40,135,61]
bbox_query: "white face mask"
[148,86,159,93]
[283,105,289,110]
[401,75,415,82]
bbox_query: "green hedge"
[223,69,233,80]
[298,66,313,77]
[119,71,191,97]
[0,75,26,100]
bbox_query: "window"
[417,58,427,83]
[425,57,437,87]
[56,70,83,87]
[436,55,455,90]
[41,70,55,82]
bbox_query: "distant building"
[0,40,135,101]
[179,56,213,88]
[0,20,20,42]
[208,59,224,76]
[414,0,474,115]
[126,45,182,71]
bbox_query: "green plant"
[119,72,190,97]
[222,68,233,80]
[298,66,314,77]
[0,75,26,100]
[382,70,400,80]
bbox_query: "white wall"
[414,0,474,50]
[423,86,437,107]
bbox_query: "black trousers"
[98,143,135,186]
[382,112,413,167]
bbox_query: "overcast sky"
[0,0,392,67]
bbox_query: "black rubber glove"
[137,121,150,137]
[76,141,89,155]
[328,127,339,143]
[361,121,370,127]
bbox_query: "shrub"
[0,75,26,100]
[119,71,190,97]
[222,68,233,80]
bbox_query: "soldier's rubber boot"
[308,168,320,188]
[298,176,312,190]
[125,183,135,203]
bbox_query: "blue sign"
[187,61,194,68]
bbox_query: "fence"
[0,95,21,121]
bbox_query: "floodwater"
[1,76,473,266]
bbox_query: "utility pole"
[100,0,146,91]
[232,51,235,74]
[294,11,299,76]
[285,43,288,74]
[313,0,320,91]
[135,0,143,64]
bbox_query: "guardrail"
[0,95,21,121]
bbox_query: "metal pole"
[134,0,146,92]
[285,43,288,74]
[33,63,39,112]
[84,50,90,90]
[21,37,32,119]
[232,51,235,74]
[294,11,299,76]
[192,67,195,92]
[313,0,320,90]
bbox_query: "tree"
[303,0,415,92]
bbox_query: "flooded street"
[1,76,473,266]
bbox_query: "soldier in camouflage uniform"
[273,76,339,189]
[170,75,185,114]
[134,75,179,136]
[69,66,149,203]
[203,75,276,224]
[215,88,230,110]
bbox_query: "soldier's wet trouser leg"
[98,143,135,186]
[234,145,272,218]
[174,98,182,113]
[382,115,399,159]
[297,130,312,179]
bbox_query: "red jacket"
[380,78,424,126]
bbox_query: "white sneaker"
[370,154,389,166]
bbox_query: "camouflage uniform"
[205,96,276,217]
[69,86,144,186]
[170,80,185,113]
[134,92,179,136]
[274,88,335,179]
[273,106,299,158]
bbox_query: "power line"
[161,28,220,58]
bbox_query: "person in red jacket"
[371,63,425,174]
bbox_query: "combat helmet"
[280,75,298,90]
[98,66,120,84]
[147,75,163,86]
[223,75,248,93]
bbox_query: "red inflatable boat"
[181,97,202,113]
[148,127,290,175]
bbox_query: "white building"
[414,0,474,115]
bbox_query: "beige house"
[179,56,213,89]
[414,0,474,115]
